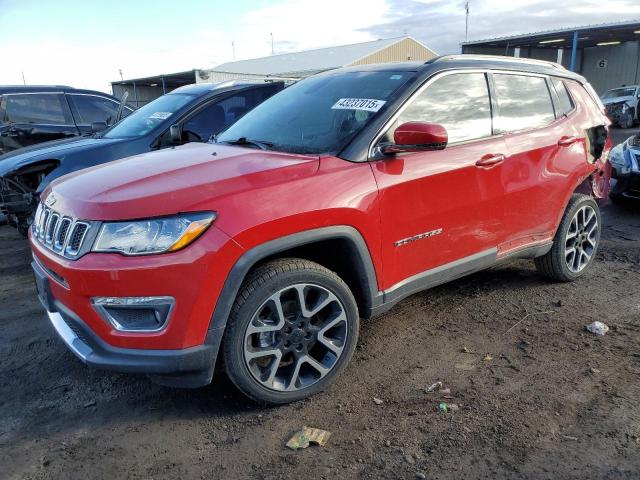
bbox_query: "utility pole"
[270,32,274,55]
[465,1,470,42]
[119,69,123,81]
[21,71,26,85]
[232,41,236,60]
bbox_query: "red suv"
[30,55,611,404]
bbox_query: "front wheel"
[535,194,601,282]
[223,258,359,404]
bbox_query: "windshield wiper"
[217,137,274,150]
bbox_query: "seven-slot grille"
[32,202,90,259]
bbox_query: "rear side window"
[397,72,492,143]
[69,94,120,125]
[493,74,555,133]
[551,78,574,116]
[3,93,73,125]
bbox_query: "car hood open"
[42,142,320,221]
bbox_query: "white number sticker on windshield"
[331,98,386,112]
[149,111,172,120]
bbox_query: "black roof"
[328,54,586,82]
[0,85,120,98]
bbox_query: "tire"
[535,194,601,282]
[223,258,359,404]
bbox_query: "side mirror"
[169,124,182,145]
[91,121,107,133]
[380,122,448,155]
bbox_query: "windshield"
[216,71,413,154]
[602,87,637,99]
[103,93,196,138]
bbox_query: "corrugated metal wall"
[349,38,437,66]
[581,41,640,94]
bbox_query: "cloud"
[362,0,640,54]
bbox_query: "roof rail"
[430,54,567,71]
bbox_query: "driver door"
[371,72,508,291]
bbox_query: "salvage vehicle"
[609,132,640,203]
[0,81,285,234]
[30,55,611,404]
[0,86,133,155]
[601,85,640,129]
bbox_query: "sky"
[1,0,639,93]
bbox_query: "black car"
[0,86,133,154]
[0,81,285,233]
[609,132,640,203]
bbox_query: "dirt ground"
[1,131,639,480]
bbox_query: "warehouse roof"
[461,19,640,49]
[214,36,430,75]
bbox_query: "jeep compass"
[30,55,611,404]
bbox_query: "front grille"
[32,202,91,259]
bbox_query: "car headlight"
[92,212,216,255]
[608,144,631,173]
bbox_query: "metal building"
[461,20,640,94]
[211,36,438,78]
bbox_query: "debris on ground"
[373,397,384,405]
[426,381,443,393]
[586,321,609,336]
[286,427,332,450]
[590,367,600,374]
[483,354,493,362]
[83,400,96,408]
[438,403,448,413]
[448,404,460,412]
[461,346,475,354]
[439,388,451,396]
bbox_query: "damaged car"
[609,132,640,203]
[30,56,611,404]
[601,85,640,129]
[0,85,133,155]
[0,81,285,234]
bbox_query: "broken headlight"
[92,212,216,256]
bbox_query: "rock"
[586,321,609,336]
[373,397,384,405]
[416,473,427,480]
[404,453,415,464]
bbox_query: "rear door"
[491,73,581,251]
[0,93,78,152]
[371,71,508,290]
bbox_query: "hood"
[43,142,320,221]
[602,96,633,105]
[0,136,125,177]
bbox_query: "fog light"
[91,296,175,332]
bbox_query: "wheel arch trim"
[207,226,381,333]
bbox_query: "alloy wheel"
[564,205,599,273]
[243,283,348,392]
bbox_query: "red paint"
[394,122,448,146]
[32,77,610,353]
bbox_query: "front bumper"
[30,224,244,387]
[32,258,225,387]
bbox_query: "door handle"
[558,136,578,146]
[475,153,505,168]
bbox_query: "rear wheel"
[223,258,359,404]
[535,194,601,282]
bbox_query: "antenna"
[464,2,470,42]
[118,69,123,81]
[270,32,274,55]
[21,71,26,85]
[232,41,236,60]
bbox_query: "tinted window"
[3,93,72,125]
[104,92,196,139]
[217,71,412,154]
[396,73,492,143]
[493,74,555,133]
[551,78,574,116]
[70,94,120,125]
[182,90,270,142]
